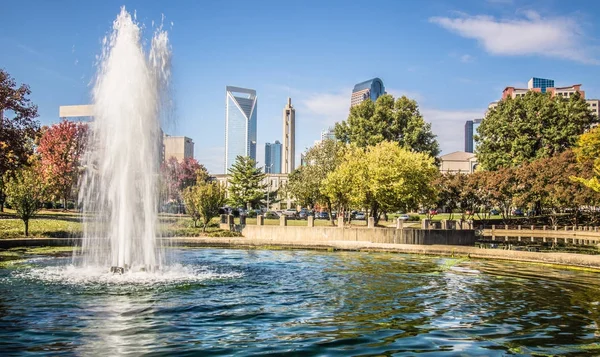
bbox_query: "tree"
[0,69,40,211]
[37,119,88,209]
[476,91,595,170]
[334,94,440,158]
[183,181,226,231]
[160,157,208,204]
[573,127,600,193]
[286,139,345,225]
[434,172,466,220]
[324,142,438,225]
[227,156,266,209]
[5,163,47,236]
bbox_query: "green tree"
[477,91,595,170]
[183,181,226,231]
[324,142,438,225]
[227,156,266,209]
[286,139,345,224]
[433,172,466,220]
[5,163,47,236]
[334,94,440,158]
[0,69,40,211]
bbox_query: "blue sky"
[3,0,600,173]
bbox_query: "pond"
[1,248,600,356]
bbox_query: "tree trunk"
[63,197,68,212]
[371,203,380,226]
[326,201,335,226]
[24,219,29,237]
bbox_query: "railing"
[481,225,600,245]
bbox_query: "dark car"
[490,209,500,215]
[318,212,329,220]
[512,208,524,216]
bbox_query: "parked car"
[512,208,524,216]
[355,212,366,220]
[318,211,330,220]
[418,209,427,214]
[490,209,500,215]
[429,209,438,215]
[398,214,410,220]
[282,209,298,219]
[298,209,309,219]
[264,211,280,219]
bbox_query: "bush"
[43,202,54,209]
[67,202,75,210]
[408,215,421,221]
[247,210,257,218]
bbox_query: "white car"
[398,214,410,220]
[355,212,366,220]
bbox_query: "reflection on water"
[1,249,600,356]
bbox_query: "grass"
[0,211,239,239]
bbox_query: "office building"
[163,135,194,162]
[502,77,586,100]
[321,127,336,141]
[587,99,600,117]
[59,104,94,122]
[464,119,482,153]
[264,141,282,174]
[528,77,554,93]
[282,98,295,174]
[225,86,257,172]
[351,78,386,107]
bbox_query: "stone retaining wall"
[241,225,476,246]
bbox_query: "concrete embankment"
[2,236,600,270]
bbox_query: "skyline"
[3,0,600,173]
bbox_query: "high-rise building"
[264,141,282,174]
[321,127,336,142]
[464,119,482,153]
[464,121,473,153]
[163,135,194,162]
[225,86,257,172]
[528,77,555,93]
[351,78,386,107]
[282,98,295,174]
[502,78,585,100]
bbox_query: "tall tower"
[224,86,257,172]
[282,98,295,174]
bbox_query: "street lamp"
[265,164,273,211]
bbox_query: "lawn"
[0,211,237,239]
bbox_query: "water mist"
[76,7,171,272]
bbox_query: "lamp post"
[265,164,273,211]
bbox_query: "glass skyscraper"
[528,77,554,93]
[464,118,482,153]
[351,78,386,107]
[225,86,257,172]
[264,141,282,174]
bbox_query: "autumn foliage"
[37,119,88,209]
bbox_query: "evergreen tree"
[227,156,266,209]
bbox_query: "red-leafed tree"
[37,119,88,210]
[160,157,208,204]
[0,69,40,211]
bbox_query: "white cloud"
[298,90,350,127]
[430,11,599,64]
[421,108,485,154]
[386,88,424,102]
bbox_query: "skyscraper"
[264,141,282,174]
[464,119,482,153]
[225,86,257,172]
[464,120,474,153]
[282,98,295,174]
[351,78,385,107]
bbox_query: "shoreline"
[2,237,600,271]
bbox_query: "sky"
[3,0,600,173]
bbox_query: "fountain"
[76,7,171,272]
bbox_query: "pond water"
[1,248,600,356]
